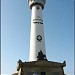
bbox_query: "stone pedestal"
[12,59,66,75]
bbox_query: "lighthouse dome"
[27,0,46,9]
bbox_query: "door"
[41,72,46,75]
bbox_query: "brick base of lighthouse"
[12,59,66,75]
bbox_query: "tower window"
[36,6,40,10]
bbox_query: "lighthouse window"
[37,6,40,10]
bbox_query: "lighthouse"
[12,1,66,75]
[28,0,47,61]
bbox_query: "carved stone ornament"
[37,50,47,60]
[36,35,42,42]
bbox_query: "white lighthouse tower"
[12,1,66,75]
[28,0,47,61]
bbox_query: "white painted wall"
[29,5,46,61]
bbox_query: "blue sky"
[1,0,74,75]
